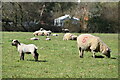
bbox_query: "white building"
[54,14,79,27]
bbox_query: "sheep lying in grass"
[71,35,78,40]
[38,31,44,36]
[12,39,39,61]
[77,34,111,58]
[43,30,52,36]
[30,37,39,40]
[63,33,77,40]
[33,30,52,36]
[33,31,44,36]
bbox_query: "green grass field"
[2,32,118,78]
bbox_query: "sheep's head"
[103,48,111,58]
[71,35,77,40]
[11,39,20,46]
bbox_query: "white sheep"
[33,30,52,36]
[38,31,44,36]
[63,33,72,40]
[33,31,39,36]
[43,30,51,36]
[33,31,43,36]
[77,34,111,58]
[12,40,39,61]
[63,33,77,40]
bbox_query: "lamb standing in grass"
[12,40,39,61]
[77,34,111,58]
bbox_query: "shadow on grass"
[93,55,117,59]
[92,55,104,58]
[110,57,117,59]
[27,59,48,62]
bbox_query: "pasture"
[2,32,118,78]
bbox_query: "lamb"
[11,39,39,61]
[63,33,77,40]
[77,34,111,58]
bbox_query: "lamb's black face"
[106,49,111,58]
[105,49,111,58]
[11,40,20,46]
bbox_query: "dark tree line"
[2,2,118,33]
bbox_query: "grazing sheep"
[77,34,111,58]
[63,33,77,40]
[12,40,39,61]
[30,37,39,40]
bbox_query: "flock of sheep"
[12,28,111,61]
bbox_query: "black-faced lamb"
[12,39,39,61]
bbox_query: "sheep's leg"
[20,52,24,60]
[90,45,97,58]
[32,52,39,61]
[91,50,96,58]
[78,47,84,58]
[80,49,84,58]
[35,52,39,61]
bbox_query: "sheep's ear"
[106,48,109,51]
[16,40,20,45]
[14,39,18,41]
[106,48,111,52]
[106,48,110,51]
